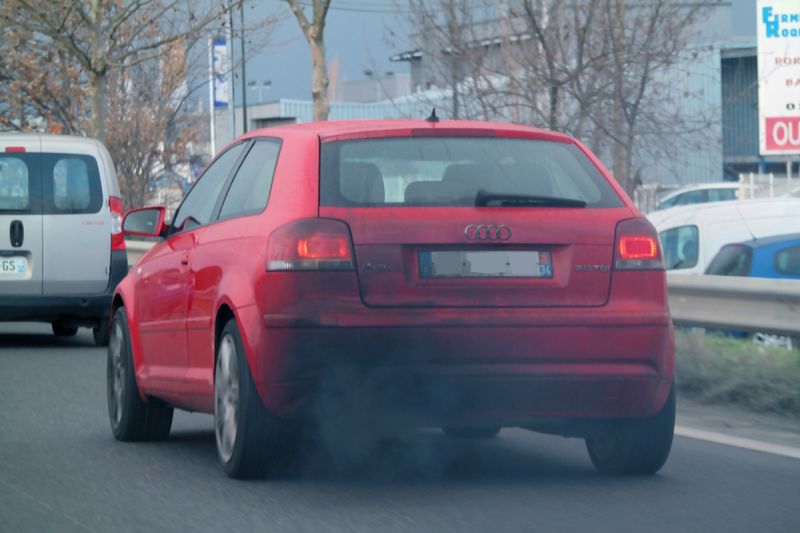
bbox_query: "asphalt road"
[1,323,799,533]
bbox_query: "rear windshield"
[705,244,752,275]
[0,156,31,212]
[320,137,623,208]
[0,153,102,215]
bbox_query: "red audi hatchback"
[108,119,674,478]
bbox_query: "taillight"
[267,218,355,271]
[614,218,663,270]
[109,196,126,251]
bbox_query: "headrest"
[404,181,443,203]
[340,162,385,204]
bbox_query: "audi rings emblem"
[464,224,512,241]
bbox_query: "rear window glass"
[775,245,800,276]
[320,137,622,208]
[53,158,90,211]
[0,156,30,211]
[705,244,752,275]
[46,155,102,214]
[659,225,699,270]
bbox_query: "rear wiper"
[475,191,587,208]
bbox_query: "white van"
[0,134,127,345]
[647,198,800,275]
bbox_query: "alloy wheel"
[108,321,125,427]
[215,333,240,463]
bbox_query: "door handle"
[10,220,23,247]
[180,252,190,266]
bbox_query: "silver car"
[0,134,127,345]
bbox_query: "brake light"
[619,236,657,260]
[5,146,26,153]
[109,196,126,251]
[614,218,662,270]
[268,218,354,271]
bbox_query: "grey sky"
[236,0,409,104]
[237,0,757,104]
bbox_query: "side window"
[675,190,706,206]
[0,156,30,211]
[775,245,800,277]
[659,225,699,270]
[218,140,280,221]
[172,143,245,231]
[708,188,736,202]
[45,155,102,214]
[658,195,678,209]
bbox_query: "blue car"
[705,234,800,347]
[705,233,800,279]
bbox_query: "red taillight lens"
[297,235,350,260]
[619,236,657,260]
[5,146,26,153]
[614,218,663,270]
[109,196,126,251]
[268,218,354,271]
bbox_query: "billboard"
[757,1,800,155]
[211,38,229,109]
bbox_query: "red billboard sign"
[765,117,800,152]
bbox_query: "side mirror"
[123,206,167,238]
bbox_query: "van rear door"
[41,139,110,294]
[0,137,43,296]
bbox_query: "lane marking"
[675,425,800,460]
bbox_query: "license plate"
[0,257,27,275]
[420,250,552,278]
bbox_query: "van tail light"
[614,218,663,270]
[267,218,355,271]
[109,196,126,251]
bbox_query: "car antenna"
[734,204,758,241]
[425,108,439,123]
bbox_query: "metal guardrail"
[125,240,799,337]
[668,273,800,337]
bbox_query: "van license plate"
[420,250,552,278]
[0,257,27,275]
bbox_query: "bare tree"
[0,0,282,208]
[285,0,332,121]
[0,0,240,142]
[403,0,718,194]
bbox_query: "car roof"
[239,119,574,143]
[657,182,740,201]
[647,197,800,227]
[735,233,800,249]
[0,132,105,152]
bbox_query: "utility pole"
[226,0,236,139]
[240,1,248,133]
[207,39,216,156]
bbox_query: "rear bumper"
[247,319,674,425]
[0,250,128,324]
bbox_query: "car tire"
[52,321,78,337]
[93,319,110,347]
[585,387,675,475]
[215,319,290,479]
[442,426,501,439]
[107,308,173,441]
